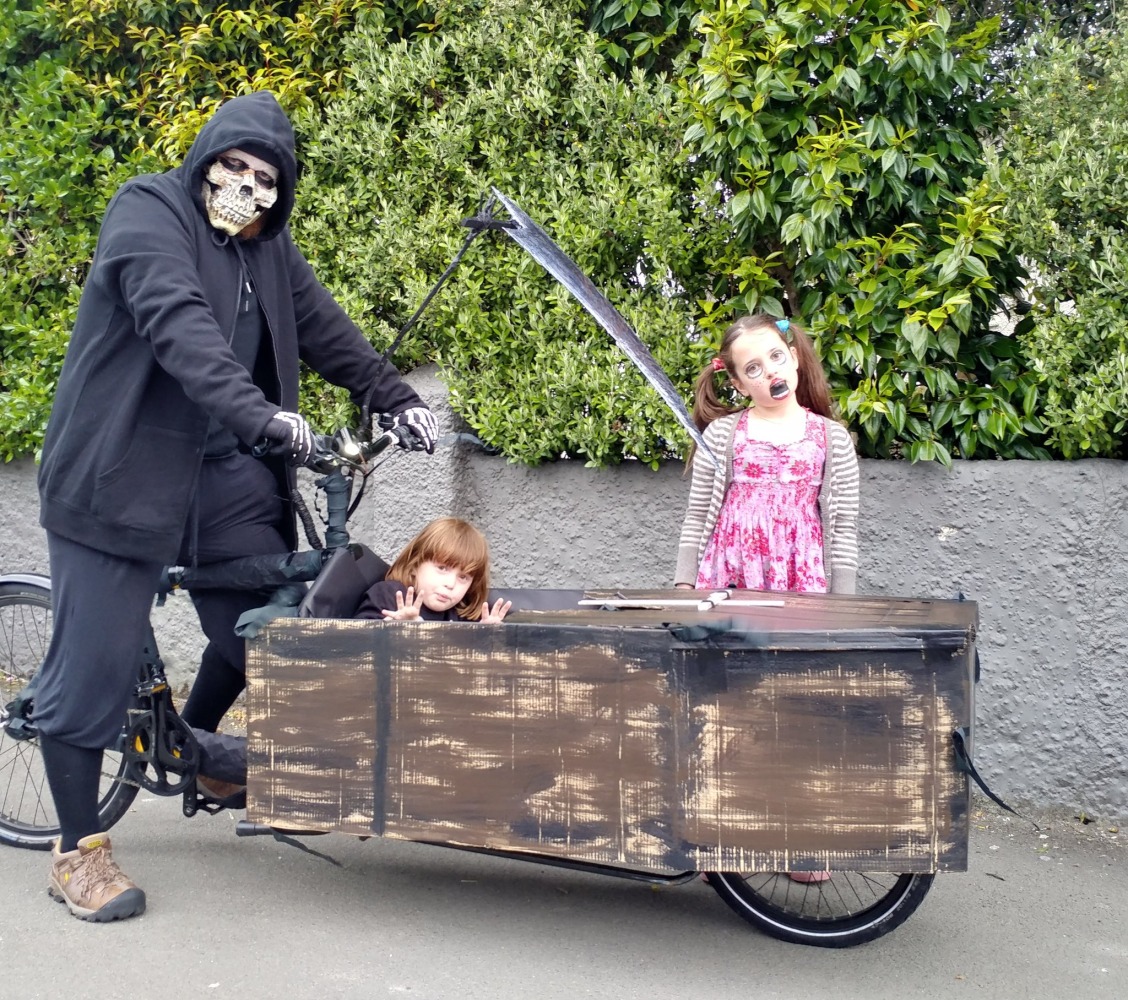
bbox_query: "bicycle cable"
[292,487,324,550]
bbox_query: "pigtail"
[692,365,742,432]
[686,360,743,467]
[787,323,836,419]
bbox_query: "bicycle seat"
[298,543,390,619]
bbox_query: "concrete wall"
[3,364,1125,823]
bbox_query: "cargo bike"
[1,421,979,948]
[2,190,983,946]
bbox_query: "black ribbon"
[952,727,1039,830]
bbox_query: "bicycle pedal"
[183,787,239,817]
[2,714,36,742]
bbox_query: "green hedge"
[2,0,1122,466]
[0,0,430,460]
[1001,12,1128,458]
[292,1,721,467]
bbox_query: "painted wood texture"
[246,590,975,873]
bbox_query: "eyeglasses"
[217,154,277,190]
[740,347,790,380]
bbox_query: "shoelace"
[79,846,130,896]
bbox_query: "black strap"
[665,618,736,642]
[952,727,1039,830]
[233,582,307,638]
[360,196,495,428]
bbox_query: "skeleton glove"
[390,406,438,454]
[265,411,315,466]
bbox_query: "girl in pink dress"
[695,405,829,593]
[675,314,859,599]
[675,313,860,883]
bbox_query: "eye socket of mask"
[216,153,277,190]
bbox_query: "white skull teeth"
[202,158,279,235]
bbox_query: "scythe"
[367,189,719,469]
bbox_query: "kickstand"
[268,830,344,868]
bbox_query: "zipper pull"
[243,278,252,313]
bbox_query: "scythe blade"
[490,188,719,469]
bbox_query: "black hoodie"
[38,92,423,563]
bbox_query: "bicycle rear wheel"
[705,870,934,948]
[0,579,138,850]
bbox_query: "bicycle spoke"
[0,750,52,832]
[731,871,905,922]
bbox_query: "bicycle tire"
[705,870,934,948]
[0,580,139,851]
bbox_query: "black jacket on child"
[38,91,423,564]
[355,580,462,622]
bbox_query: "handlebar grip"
[235,821,273,837]
[364,425,414,458]
[235,820,328,838]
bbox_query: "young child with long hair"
[187,518,509,807]
[355,517,511,624]
[676,313,860,883]
[675,313,859,595]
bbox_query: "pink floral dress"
[696,409,828,593]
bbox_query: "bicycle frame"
[159,446,360,597]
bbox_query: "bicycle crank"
[122,698,200,795]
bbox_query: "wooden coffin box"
[245,590,976,874]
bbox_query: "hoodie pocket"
[92,426,198,532]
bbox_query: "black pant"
[178,451,288,732]
[34,451,287,746]
[34,535,164,748]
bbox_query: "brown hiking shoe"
[49,834,146,922]
[196,774,247,809]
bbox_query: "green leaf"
[937,326,960,359]
[903,320,929,360]
[730,190,751,220]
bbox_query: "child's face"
[728,328,799,409]
[414,559,473,614]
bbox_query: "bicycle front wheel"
[0,580,138,850]
[705,870,934,948]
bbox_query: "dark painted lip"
[769,379,789,399]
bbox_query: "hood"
[183,91,298,241]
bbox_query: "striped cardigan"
[674,410,860,593]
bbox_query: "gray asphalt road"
[0,797,1123,1000]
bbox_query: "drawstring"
[188,497,200,568]
[188,228,241,570]
[230,238,252,322]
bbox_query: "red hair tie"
[711,357,726,373]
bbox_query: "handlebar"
[252,418,416,471]
[307,424,409,471]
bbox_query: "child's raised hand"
[479,598,512,624]
[381,586,424,621]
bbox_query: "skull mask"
[201,147,279,236]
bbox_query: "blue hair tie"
[775,318,790,334]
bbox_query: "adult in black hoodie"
[33,92,436,921]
